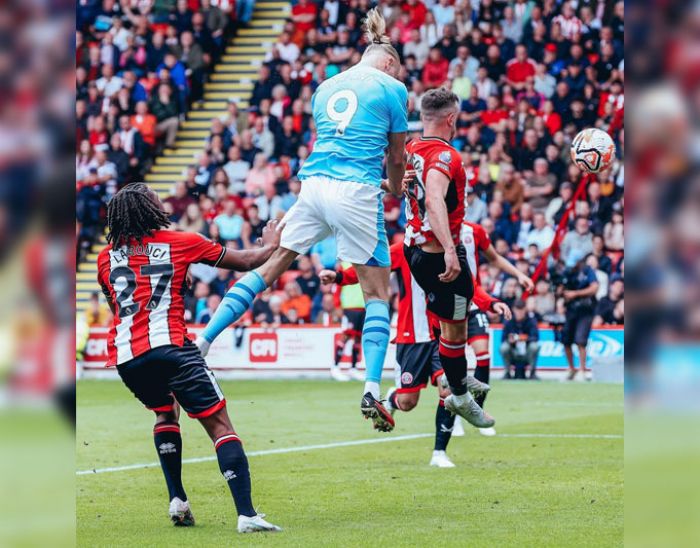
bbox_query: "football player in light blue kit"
[195,9,407,432]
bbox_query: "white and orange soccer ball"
[570,128,616,173]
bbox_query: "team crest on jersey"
[401,372,414,385]
[464,235,473,244]
[439,151,452,164]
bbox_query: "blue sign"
[490,327,624,369]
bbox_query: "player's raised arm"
[482,243,534,292]
[216,219,284,271]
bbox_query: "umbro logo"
[223,470,237,481]
[440,424,454,433]
[158,442,177,455]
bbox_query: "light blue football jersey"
[298,64,408,187]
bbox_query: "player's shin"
[474,353,490,408]
[198,271,267,350]
[434,398,456,451]
[214,433,256,518]
[361,300,391,398]
[154,422,187,502]
[438,337,469,396]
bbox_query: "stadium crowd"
[78,0,624,333]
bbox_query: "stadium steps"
[75,0,288,312]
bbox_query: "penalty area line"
[76,431,622,476]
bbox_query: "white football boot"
[444,392,495,428]
[429,450,456,468]
[349,367,365,381]
[237,513,282,533]
[169,497,195,527]
[330,365,350,382]
[451,417,465,437]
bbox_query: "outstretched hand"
[517,272,535,293]
[319,269,337,285]
[493,302,512,321]
[258,219,284,249]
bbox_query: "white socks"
[364,381,380,400]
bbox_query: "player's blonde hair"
[362,8,400,64]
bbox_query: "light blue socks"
[201,271,267,343]
[362,300,391,397]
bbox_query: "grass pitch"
[77,379,623,547]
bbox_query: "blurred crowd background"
[77,0,624,333]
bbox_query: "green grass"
[77,379,623,547]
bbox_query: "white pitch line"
[77,432,622,476]
[77,433,433,476]
[499,433,623,440]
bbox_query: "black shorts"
[116,340,226,418]
[395,341,444,393]
[562,308,594,346]
[342,308,365,337]
[467,309,490,343]
[404,244,474,323]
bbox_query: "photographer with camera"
[500,300,540,380]
[558,248,600,381]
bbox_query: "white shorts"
[280,177,390,267]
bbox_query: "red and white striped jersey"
[404,137,466,248]
[338,242,498,344]
[97,230,225,366]
[460,221,491,286]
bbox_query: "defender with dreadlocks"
[97,183,283,534]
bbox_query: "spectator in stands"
[213,199,244,243]
[197,294,223,324]
[531,279,556,318]
[591,234,613,274]
[281,281,311,322]
[296,255,321,300]
[86,291,112,327]
[561,215,594,266]
[604,208,624,251]
[422,47,449,88]
[316,293,343,325]
[526,212,555,255]
[265,295,290,327]
[525,158,557,212]
[496,163,524,214]
[594,278,624,325]
[500,300,540,380]
[179,202,205,234]
[165,181,195,221]
[465,186,488,224]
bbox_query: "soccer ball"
[570,128,616,173]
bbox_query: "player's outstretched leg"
[354,264,394,431]
[199,408,281,534]
[359,299,394,432]
[431,398,456,468]
[439,322,495,428]
[195,248,298,355]
[153,408,194,526]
